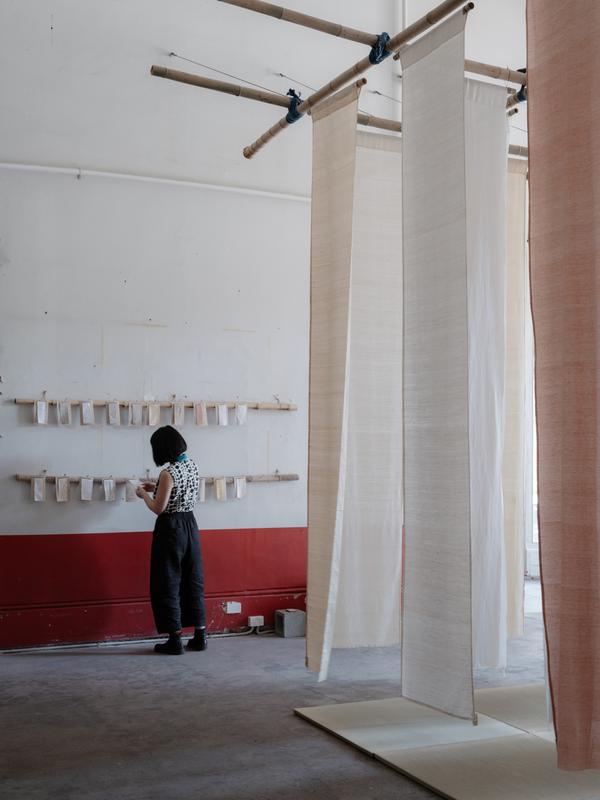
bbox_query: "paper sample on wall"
[128,402,144,426]
[55,477,70,502]
[465,78,509,670]
[56,401,72,426]
[80,478,94,501]
[235,404,247,426]
[217,404,229,426]
[214,477,227,501]
[32,476,46,502]
[80,401,95,426]
[125,480,137,502]
[194,402,208,426]
[198,477,206,503]
[103,479,116,501]
[234,476,247,499]
[306,83,403,681]
[107,401,121,426]
[399,10,475,720]
[34,400,48,425]
[172,402,185,427]
[148,403,161,427]
[503,159,532,638]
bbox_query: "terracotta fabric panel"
[503,159,531,638]
[400,10,475,721]
[306,84,361,680]
[528,0,600,770]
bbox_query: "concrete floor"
[1,589,544,800]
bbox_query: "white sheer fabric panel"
[465,79,509,669]
[306,84,361,680]
[504,159,531,637]
[400,11,475,721]
[332,132,403,650]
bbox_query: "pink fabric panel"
[528,0,600,771]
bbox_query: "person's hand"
[135,485,147,499]
[141,482,155,492]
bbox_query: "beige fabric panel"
[306,84,361,679]
[503,158,529,638]
[400,10,475,720]
[332,131,403,649]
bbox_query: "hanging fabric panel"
[465,79,509,669]
[528,0,600,771]
[400,10,475,720]
[332,131,403,651]
[306,83,361,680]
[503,158,530,638]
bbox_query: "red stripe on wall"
[0,527,307,649]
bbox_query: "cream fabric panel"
[332,132,403,650]
[306,84,361,679]
[504,159,530,638]
[465,79,509,669]
[400,10,475,720]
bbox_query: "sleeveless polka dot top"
[155,459,200,513]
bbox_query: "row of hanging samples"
[32,476,248,503]
[32,400,247,427]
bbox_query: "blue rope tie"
[516,68,527,103]
[285,89,303,124]
[369,32,392,65]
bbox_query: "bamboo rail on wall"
[239,0,472,158]
[16,473,300,484]
[15,398,297,411]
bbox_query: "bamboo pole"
[16,473,300,484]
[464,59,526,86]
[506,88,526,109]
[151,66,402,133]
[150,65,289,108]
[218,0,379,47]
[507,107,519,117]
[242,0,472,159]
[15,398,298,410]
[508,144,528,158]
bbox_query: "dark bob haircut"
[150,425,187,466]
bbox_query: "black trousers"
[150,511,206,634]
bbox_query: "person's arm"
[136,470,173,515]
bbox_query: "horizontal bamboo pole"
[508,144,528,158]
[507,107,519,117]
[151,66,402,133]
[506,88,526,109]
[16,473,300,484]
[218,0,379,47]
[465,59,526,86]
[15,398,298,410]
[150,65,289,107]
[242,0,472,158]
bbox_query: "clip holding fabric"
[369,32,392,65]
[285,89,303,124]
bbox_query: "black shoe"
[186,630,207,651]
[154,636,184,655]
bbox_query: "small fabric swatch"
[81,401,95,425]
[103,479,116,501]
[55,477,70,502]
[214,477,227,502]
[34,400,48,425]
[172,402,185,427]
[235,404,248,426]
[125,480,137,502]
[198,477,206,503]
[217,404,229,427]
[128,402,144,426]
[57,401,72,426]
[80,478,94,501]
[194,402,208,427]
[148,403,161,427]
[32,476,46,502]
[234,476,247,499]
[107,401,121,426]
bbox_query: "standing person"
[136,425,207,655]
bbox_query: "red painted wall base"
[0,527,307,649]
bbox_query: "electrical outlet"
[248,615,264,627]
[223,601,242,614]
